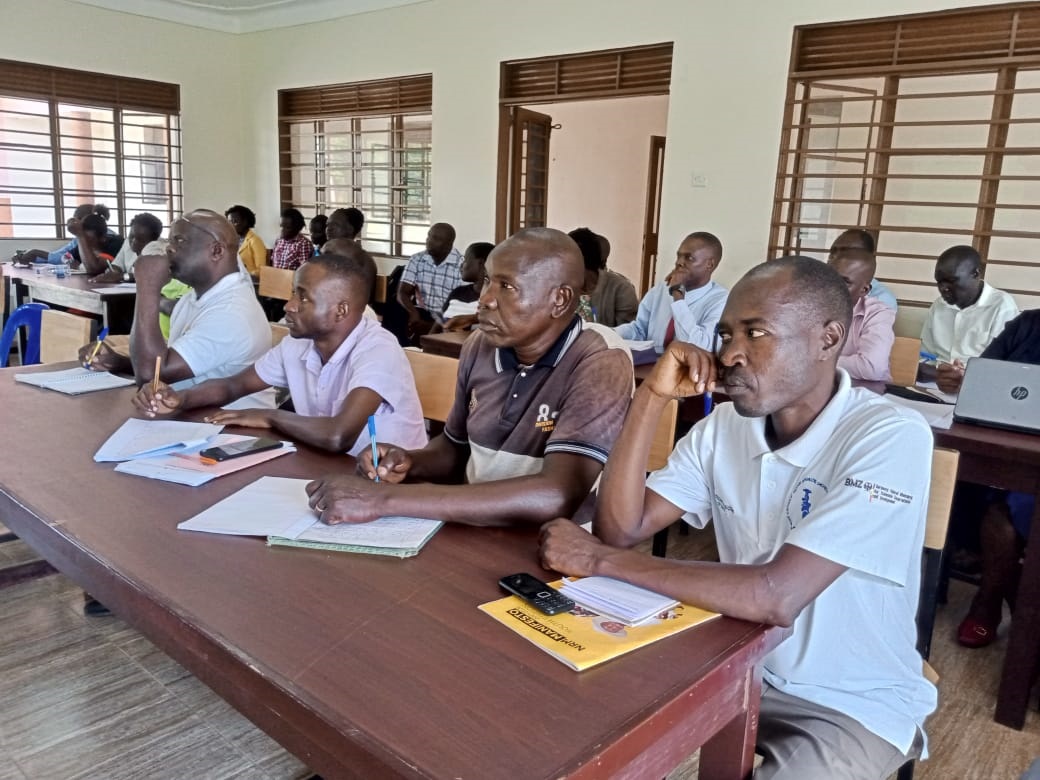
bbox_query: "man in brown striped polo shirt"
[306,227,634,527]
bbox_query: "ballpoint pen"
[368,414,380,482]
[84,326,109,368]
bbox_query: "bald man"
[541,256,935,779]
[306,227,635,527]
[828,248,895,382]
[80,208,270,389]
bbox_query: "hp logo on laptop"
[1011,386,1029,401]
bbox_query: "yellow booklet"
[478,579,720,671]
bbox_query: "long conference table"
[4,262,136,333]
[0,365,787,779]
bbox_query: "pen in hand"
[84,326,109,369]
[151,355,162,395]
[368,415,380,482]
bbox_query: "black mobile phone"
[199,437,282,462]
[499,572,575,616]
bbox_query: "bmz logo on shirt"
[535,403,559,432]
[784,477,828,530]
[844,477,913,506]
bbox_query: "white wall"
[0,0,247,258]
[2,0,1018,318]
[535,96,668,286]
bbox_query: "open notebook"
[15,367,134,395]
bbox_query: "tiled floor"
[0,539,310,780]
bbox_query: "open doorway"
[496,43,673,295]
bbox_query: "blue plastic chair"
[0,302,49,368]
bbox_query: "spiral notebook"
[15,367,135,395]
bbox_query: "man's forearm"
[129,292,166,383]
[402,436,468,483]
[266,410,362,453]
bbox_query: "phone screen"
[200,437,281,461]
[502,574,553,599]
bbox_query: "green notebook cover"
[266,536,427,558]
[265,516,443,558]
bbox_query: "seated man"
[271,207,314,271]
[326,207,365,242]
[80,209,271,390]
[541,256,936,780]
[588,231,639,327]
[829,228,897,310]
[133,250,427,456]
[921,245,1018,364]
[75,213,125,276]
[436,241,494,332]
[932,309,1040,647]
[397,222,464,339]
[309,214,328,252]
[615,232,727,353]
[306,227,634,527]
[828,247,895,382]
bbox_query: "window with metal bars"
[279,75,432,257]
[0,60,182,239]
[770,3,1040,311]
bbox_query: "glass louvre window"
[770,5,1040,312]
[279,74,433,257]
[0,60,181,239]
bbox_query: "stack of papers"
[94,418,223,462]
[114,434,295,486]
[15,367,134,395]
[178,476,442,558]
[559,576,679,626]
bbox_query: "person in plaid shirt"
[398,222,464,340]
[272,208,314,271]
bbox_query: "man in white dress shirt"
[616,231,727,353]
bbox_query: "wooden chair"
[897,446,959,780]
[40,309,93,363]
[645,398,679,558]
[405,349,458,423]
[374,274,388,304]
[269,322,290,348]
[890,336,921,386]
[258,266,294,301]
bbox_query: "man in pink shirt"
[828,248,895,382]
[133,248,427,456]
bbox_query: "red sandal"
[957,615,999,648]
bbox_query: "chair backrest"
[373,274,388,304]
[0,302,49,368]
[258,266,294,301]
[40,309,93,364]
[890,336,921,386]
[647,398,679,471]
[269,323,290,348]
[917,446,960,660]
[405,349,458,423]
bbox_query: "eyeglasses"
[172,213,223,247]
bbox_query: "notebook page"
[94,418,224,462]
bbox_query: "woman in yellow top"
[225,204,267,277]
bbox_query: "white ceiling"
[66,0,428,33]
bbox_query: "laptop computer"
[953,357,1040,434]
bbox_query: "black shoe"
[83,596,112,617]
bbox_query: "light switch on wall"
[690,172,708,188]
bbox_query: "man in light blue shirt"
[616,231,727,353]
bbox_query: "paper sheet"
[114,435,296,486]
[94,418,223,462]
[177,476,315,535]
[883,394,955,429]
[281,514,443,548]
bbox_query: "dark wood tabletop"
[418,329,470,357]
[0,364,786,779]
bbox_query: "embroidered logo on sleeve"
[844,477,914,506]
[535,403,559,432]
[784,477,829,529]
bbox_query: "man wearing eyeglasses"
[615,232,727,353]
[80,209,270,390]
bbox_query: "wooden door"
[639,135,665,296]
[502,107,553,236]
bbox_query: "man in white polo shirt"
[81,209,270,389]
[133,247,427,457]
[541,255,936,779]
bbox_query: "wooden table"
[933,421,1040,729]
[0,366,786,779]
[4,263,136,333]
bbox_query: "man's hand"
[443,314,477,332]
[131,254,172,292]
[88,268,123,285]
[539,518,607,577]
[644,341,718,399]
[668,284,685,302]
[131,380,183,417]
[203,408,273,428]
[357,443,412,483]
[306,474,385,525]
[78,340,123,372]
[936,359,966,395]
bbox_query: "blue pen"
[367,414,380,482]
[704,391,713,416]
[84,326,109,368]
[919,350,939,362]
